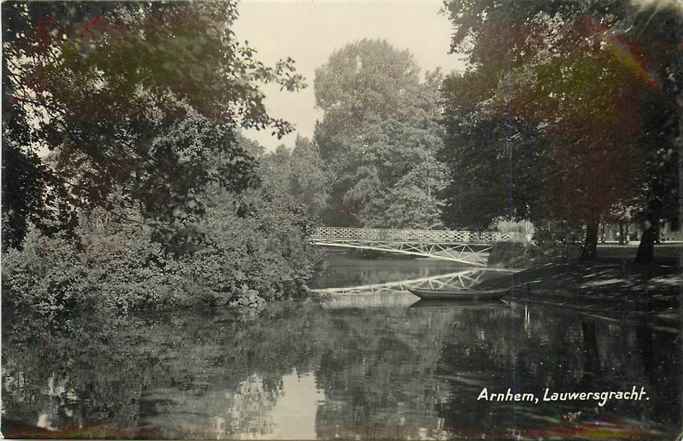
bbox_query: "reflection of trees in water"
[3,302,680,440]
[2,303,329,438]
[309,255,469,289]
[634,320,680,422]
[3,311,154,434]
[314,306,464,440]
[309,300,678,439]
[141,373,281,439]
[436,304,680,437]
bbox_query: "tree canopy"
[314,39,447,228]
[2,1,305,247]
[440,0,682,257]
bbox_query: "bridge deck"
[310,227,520,266]
[311,227,514,244]
[315,239,496,246]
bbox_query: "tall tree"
[254,136,327,221]
[315,39,447,227]
[289,136,328,220]
[259,144,293,194]
[2,1,304,246]
[314,39,421,159]
[440,71,549,230]
[441,0,681,259]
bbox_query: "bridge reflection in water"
[3,256,678,440]
[310,268,515,309]
[311,227,519,266]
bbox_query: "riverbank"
[479,257,681,330]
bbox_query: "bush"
[3,227,86,315]
[488,241,533,268]
[2,218,183,316]
[529,222,584,261]
[493,218,535,241]
[2,188,320,317]
[188,187,319,302]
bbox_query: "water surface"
[2,254,680,440]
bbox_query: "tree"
[441,0,681,259]
[439,71,549,230]
[2,1,304,246]
[368,156,447,228]
[314,40,447,227]
[253,136,328,222]
[288,136,328,220]
[513,44,648,258]
[259,144,293,195]
[1,131,76,249]
[314,39,422,158]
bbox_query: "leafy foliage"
[439,75,548,229]
[440,0,682,256]
[2,218,174,316]
[2,1,304,244]
[314,39,422,145]
[288,136,329,220]
[256,136,329,221]
[2,2,318,312]
[314,40,447,227]
[3,185,318,316]
[187,185,318,304]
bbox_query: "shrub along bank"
[2,188,319,318]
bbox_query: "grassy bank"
[481,249,681,329]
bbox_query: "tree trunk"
[634,224,656,264]
[618,223,626,245]
[580,222,598,260]
[677,92,683,270]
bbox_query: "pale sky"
[234,0,466,150]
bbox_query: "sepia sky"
[234,0,467,151]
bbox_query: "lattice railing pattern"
[311,227,512,244]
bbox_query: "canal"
[2,253,681,440]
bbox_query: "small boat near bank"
[408,287,509,301]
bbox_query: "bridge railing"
[311,227,514,244]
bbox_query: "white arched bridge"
[310,227,517,267]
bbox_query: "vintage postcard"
[2,0,681,440]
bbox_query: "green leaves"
[314,40,447,227]
[3,180,319,314]
[440,0,681,235]
[3,1,305,245]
